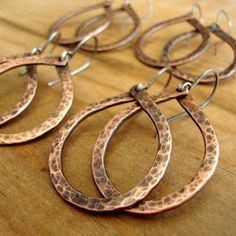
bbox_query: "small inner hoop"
[0,54,73,145]
[161,25,236,83]
[134,14,210,67]
[75,4,141,52]
[92,93,219,214]
[0,55,38,125]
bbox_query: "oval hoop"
[134,14,210,67]
[48,2,113,45]
[48,89,189,212]
[161,24,236,83]
[0,55,38,125]
[75,4,141,52]
[0,54,73,145]
[92,93,219,214]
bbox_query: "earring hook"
[19,31,61,76]
[189,3,204,24]
[48,35,98,87]
[136,66,173,91]
[121,0,153,25]
[168,68,219,122]
[214,9,233,56]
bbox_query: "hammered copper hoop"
[48,1,113,45]
[0,55,38,125]
[92,91,219,214]
[48,88,188,212]
[161,24,236,83]
[0,54,73,145]
[75,4,141,52]
[134,14,210,67]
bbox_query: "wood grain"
[0,0,236,235]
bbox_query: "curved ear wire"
[214,10,233,56]
[48,35,98,87]
[122,0,153,25]
[136,66,173,91]
[168,68,219,122]
[19,31,61,76]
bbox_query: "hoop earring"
[161,11,236,83]
[0,35,97,145]
[48,71,189,212]
[75,3,141,52]
[91,69,219,214]
[134,4,210,67]
[48,1,113,45]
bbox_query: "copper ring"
[48,2,113,45]
[161,24,236,83]
[0,54,73,145]
[75,4,141,52]
[0,55,38,125]
[134,14,210,67]
[48,88,180,212]
[92,92,219,214]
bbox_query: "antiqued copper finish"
[75,4,141,52]
[0,54,74,145]
[48,1,113,45]
[0,55,38,125]
[48,87,185,212]
[134,14,210,67]
[161,24,236,83]
[92,93,219,215]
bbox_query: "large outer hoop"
[0,54,73,145]
[48,89,187,212]
[92,93,219,214]
[0,55,38,125]
[48,2,113,45]
[134,14,210,67]
[161,25,236,83]
[75,4,141,52]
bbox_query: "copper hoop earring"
[92,69,219,214]
[161,23,236,83]
[134,6,210,67]
[48,72,189,212]
[75,3,141,52]
[0,55,38,126]
[48,1,113,45]
[0,35,98,145]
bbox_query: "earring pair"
[49,67,220,214]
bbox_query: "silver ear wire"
[121,0,153,27]
[19,31,61,76]
[189,3,204,24]
[168,68,219,122]
[48,35,98,87]
[214,9,232,56]
[136,66,173,92]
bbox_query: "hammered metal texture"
[0,55,73,145]
[76,4,141,52]
[92,94,219,214]
[161,25,236,83]
[0,56,38,125]
[48,2,113,45]
[48,89,175,213]
[134,14,210,67]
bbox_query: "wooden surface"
[0,0,236,235]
